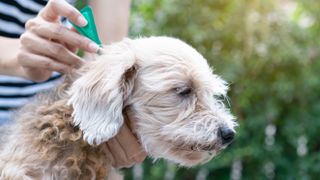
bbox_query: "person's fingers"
[69,27,83,52]
[22,68,52,83]
[65,43,77,53]
[115,122,147,164]
[102,143,115,166]
[106,138,128,168]
[17,49,72,82]
[129,148,147,164]
[40,0,87,27]
[70,26,78,33]
[17,50,70,74]
[66,27,80,52]
[106,137,134,168]
[20,32,83,68]
[32,22,99,53]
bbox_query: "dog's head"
[68,37,237,166]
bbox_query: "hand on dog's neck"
[123,107,139,136]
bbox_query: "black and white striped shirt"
[0,0,74,125]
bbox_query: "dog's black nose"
[218,126,235,145]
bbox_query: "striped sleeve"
[0,0,77,124]
[0,73,63,122]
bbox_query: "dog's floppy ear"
[68,41,136,145]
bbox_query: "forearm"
[89,0,131,44]
[0,36,23,77]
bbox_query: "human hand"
[105,115,147,168]
[17,0,99,82]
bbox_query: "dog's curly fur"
[0,82,112,179]
[0,37,236,179]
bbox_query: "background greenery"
[77,0,320,179]
[126,0,320,179]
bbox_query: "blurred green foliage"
[124,0,320,179]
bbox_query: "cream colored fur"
[0,37,236,179]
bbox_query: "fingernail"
[77,16,87,27]
[88,42,99,52]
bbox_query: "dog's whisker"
[224,96,231,108]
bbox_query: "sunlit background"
[80,0,320,179]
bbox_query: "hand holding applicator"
[71,6,103,55]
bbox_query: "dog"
[0,37,236,179]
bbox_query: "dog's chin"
[147,143,222,167]
[143,138,226,167]
[167,141,227,166]
[165,148,218,167]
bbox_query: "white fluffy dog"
[0,37,236,179]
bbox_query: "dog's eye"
[176,87,192,96]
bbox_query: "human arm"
[0,37,22,77]
[0,0,100,82]
[0,0,146,168]
[89,0,131,44]
[105,115,147,168]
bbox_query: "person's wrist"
[0,37,25,77]
[9,53,25,78]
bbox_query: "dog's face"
[68,37,236,167]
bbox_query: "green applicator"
[71,6,103,54]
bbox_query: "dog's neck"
[14,78,113,179]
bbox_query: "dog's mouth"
[167,143,223,165]
[172,141,224,153]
